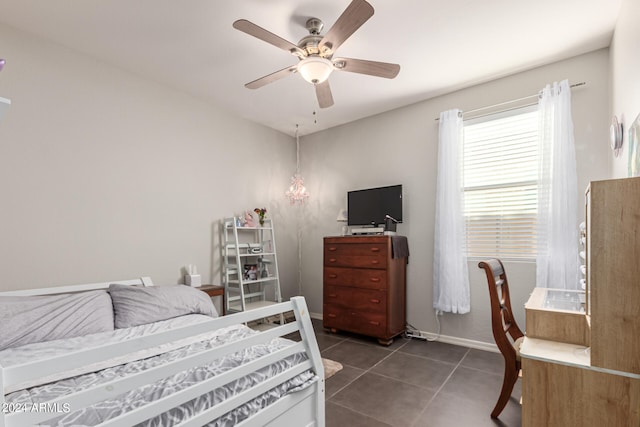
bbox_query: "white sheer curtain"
[433,109,470,313]
[536,80,580,289]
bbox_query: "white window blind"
[463,106,538,260]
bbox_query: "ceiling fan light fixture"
[298,56,333,85]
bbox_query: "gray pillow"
[109,284,217,328]
[0,290,114,351]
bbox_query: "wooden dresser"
[323,235,407,345]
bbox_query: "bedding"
[0,290,113,351]
[109,284,217,328]
[1,314,317,426]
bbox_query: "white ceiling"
[0,0,622,136]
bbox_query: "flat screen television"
[347,185,403,227]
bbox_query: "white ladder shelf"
[222,217,282,314]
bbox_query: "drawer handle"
[328,313,337,318]
[370,299,380,304]
[371,260,380,265]
[329,274,338,279]
[370,277,380,282]
[369,321,380,326]
[370,247,380,252]
[329,258,337,263]
[329,293,337,298]
[328,247,337,252]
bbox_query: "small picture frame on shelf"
[243,264,258,281]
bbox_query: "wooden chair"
[478,259,524,418]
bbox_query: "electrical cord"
[404,309,442,342]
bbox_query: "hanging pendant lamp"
[285,125,309,205]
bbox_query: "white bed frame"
[0,278,325,427]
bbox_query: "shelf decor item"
[254,208,267,226]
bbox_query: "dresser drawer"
[323,305,387,336]
[324,243,388,257]
[323,305,352,331]
[324,243,388,269]
[324,252,387,269]
[324,267,387,290]
[324,286,386,313]
[325,255,387,269]
[353,311,387,337]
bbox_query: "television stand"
[351,227,384,235]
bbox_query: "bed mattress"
[1,315,317,426]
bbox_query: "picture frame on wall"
[629,113,640,177]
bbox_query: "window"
[463,106,538,260]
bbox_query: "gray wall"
[0,24,300,295]
[299,49,610,347]
[610,0,640,178]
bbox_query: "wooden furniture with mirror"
[323,235,407,345]
[521,177,640,426]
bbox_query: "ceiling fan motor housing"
[305,18,324,35]
[299,18,332,57]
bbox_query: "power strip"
[405,331,427,341]
[405,310,442,342]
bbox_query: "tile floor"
[308,319,522,427]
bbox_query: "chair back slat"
[478,259,524,357]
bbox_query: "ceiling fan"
[233,0,400,108]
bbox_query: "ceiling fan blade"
[333,57,400,79]
[245,65,297,89]
[315,80,334,109]
[233,19,304,56]
[319,0,374,54]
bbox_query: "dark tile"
[283,331,301,342]
[315,333,348,352]
[346,334,410,351]
[315,321,522,426]
[321,340,393,370]
[511,377,522,402]
[461,349,505,376]
[330,372,434,426]
[325,365,365,399]
[400,339,469,364]
[312,318,336,336]
[323,328,355,340]
[326,401,393,427]
[439,365,520,411]
[317,324,407,350]
[414,390,521,427]
[372,351,456,391]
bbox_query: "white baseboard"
[310,311,323,320]
[308,312,498,353]
[420,332,499,353]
